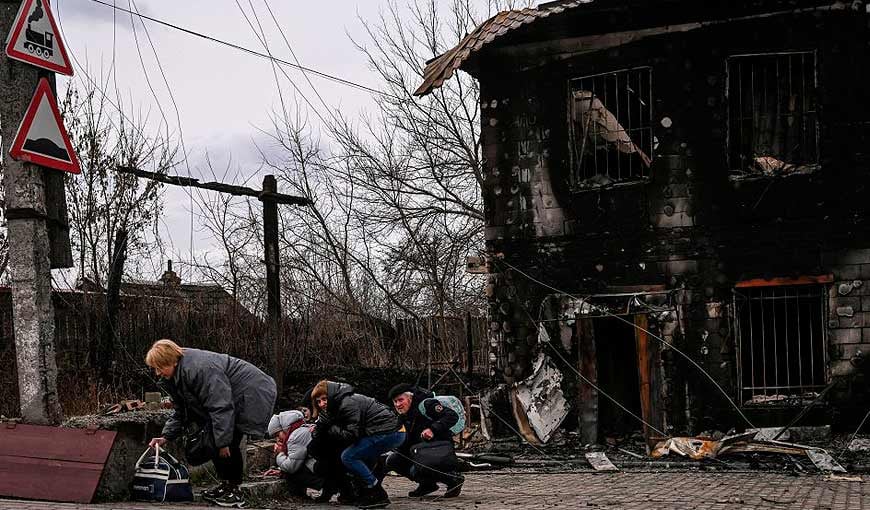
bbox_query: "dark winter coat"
[313,382,400,445]
[159,348,277,448]
[397,386,459,453]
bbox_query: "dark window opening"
[727,52,819,176]
[594,317,643,436]
[569,67,653,188]
[733,285,827,405]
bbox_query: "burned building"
[416,0,870,442]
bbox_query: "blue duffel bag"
[131,445,193,502]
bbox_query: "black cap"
[388,383,414,401]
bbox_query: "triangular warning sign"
[10,77,80,174]
[5,0,73,76]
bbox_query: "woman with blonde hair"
[146,339,277,508]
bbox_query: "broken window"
[727,52,819,176]
[568,67,653,188]
[733,285,827,405]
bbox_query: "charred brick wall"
[479,6,870,433]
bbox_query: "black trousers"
[212,429,245,486]
[285,465,325,492]
[384,449,459,485]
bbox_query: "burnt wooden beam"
[116,166,312,206]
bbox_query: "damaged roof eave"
[413,0,849,97]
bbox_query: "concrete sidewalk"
[1,471,868,509]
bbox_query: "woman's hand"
[273,442,286,454]
[149,437,167,448]
[219,446,231,458]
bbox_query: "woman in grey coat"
[146,339,277,508]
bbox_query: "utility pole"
[0,0,63,424]
[261,175,283,392]
[116,167,310,393]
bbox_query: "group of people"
[144,339,464,509]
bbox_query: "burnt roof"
[413,0,845,97]
[413,1,590,97]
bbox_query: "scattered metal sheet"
[513,352,570,444]
[585,451,619,472]
[651,437,723,460]
[751,427,790,442]
[0,423,117,503]
[806,449,847,473]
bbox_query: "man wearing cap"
[384,384,465,498]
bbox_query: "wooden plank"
[0,424,116,463]
[0,455,105,503]
[0,424,116,503]
[634,314,662,451]
[735,275,833,288]
[577,318,598,445]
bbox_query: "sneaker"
[212,488,247,508]
[201,483,230,502]
[443,474,464,498]
[408,482,438,497]
[356,484,390,509]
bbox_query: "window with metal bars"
[568,67,653,188]
[733,285,827,405]
[726,52,819,176]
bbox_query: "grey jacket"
[276,426,313,474]
[159,348,277,448]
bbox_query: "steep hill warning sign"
[5,0,73,76]
[10,77,80,174]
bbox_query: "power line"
[89,0,397,100]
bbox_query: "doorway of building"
[594,316,643,438]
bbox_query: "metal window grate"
[733,285,827,405]
[568,67,653,187]
[726,52,818,173]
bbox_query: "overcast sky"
[51,0,458,282]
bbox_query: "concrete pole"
[0,0,63,424]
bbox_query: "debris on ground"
[585,452,618,472]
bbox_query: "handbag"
[410,440,459,475]
[131,444,194,502]
[184,422,216,466]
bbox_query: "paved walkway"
[1,471,868,509]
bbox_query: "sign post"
[0,0,78,424]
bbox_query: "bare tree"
[62,80,176,287]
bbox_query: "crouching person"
[145,339,277,508]
[385,384,464,498]
[311,380,405,509]
[266,410,324,498]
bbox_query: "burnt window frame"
[567,66,654,190]
[732,282,829,406]
[725,51,820,176]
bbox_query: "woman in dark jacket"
[146,339,277,508]
[311,380,404,509]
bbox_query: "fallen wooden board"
[0,423,116,503]
[585,451,619,471]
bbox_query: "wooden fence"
[0,287,488,417]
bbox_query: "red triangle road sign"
[5,0,73,76]
[10,77,81,174]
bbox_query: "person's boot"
[357,483,390,509]
[408,481,438,497]
[201,482,230,502]
[443,474,464,498]
[212,485,247,508]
